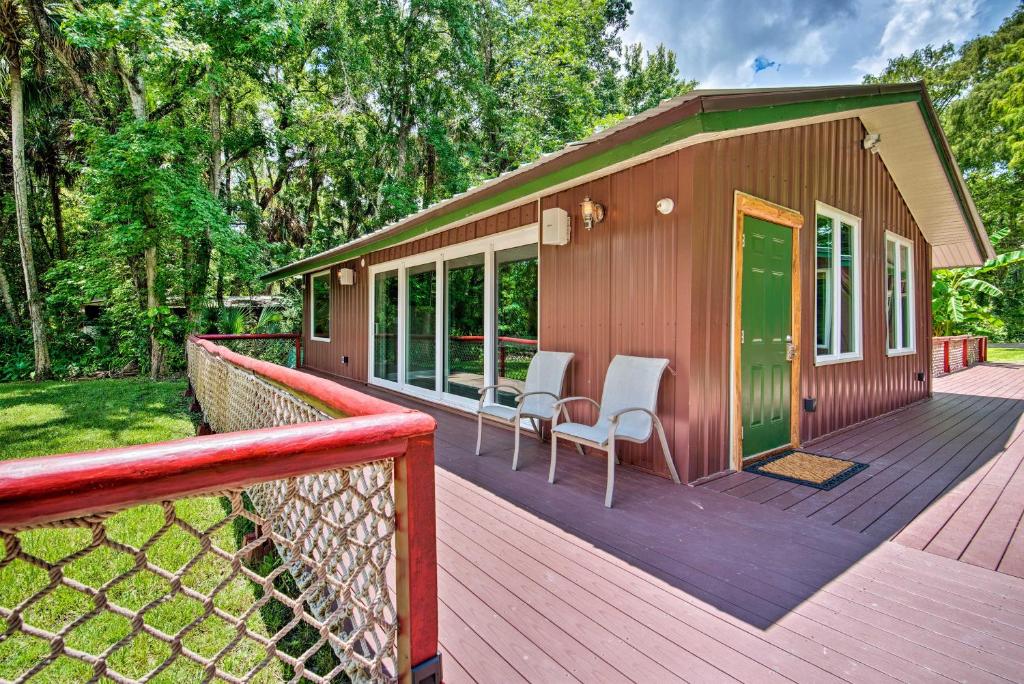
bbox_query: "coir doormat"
[747,451,867,490]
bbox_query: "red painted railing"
[0,337,441,683]
[932,335,987,376]
[196,332,302,368]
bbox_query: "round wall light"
[656,198,675,215]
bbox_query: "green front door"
[741,216,793,459]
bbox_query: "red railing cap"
[0,413,435,528]
[190,336,408,418]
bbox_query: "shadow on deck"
[308,365,1024,682]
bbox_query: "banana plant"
[932,228,1024,336]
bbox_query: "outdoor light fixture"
[579,196,605,230]
[863,133,882,154]
[656,198,675,215]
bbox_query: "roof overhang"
[263,83,991,283]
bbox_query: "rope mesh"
[0,341,397,683]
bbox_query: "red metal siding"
[540,153,690,479]
[691,117,932,472]
[302,203,538,381]
[304,118,932,483]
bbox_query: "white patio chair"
[475,351,575,470]
[549,355,680,507]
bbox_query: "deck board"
[305,365,1024,682]
[704,363,1024,579]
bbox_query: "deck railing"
[932,335,988,376]
[0,336,440,684]
[195,332,302,368]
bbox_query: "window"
[815,204,861,363]
[886,232,915,354]
[310,271,331,341]
[367,226,538,409]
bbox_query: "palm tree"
[1,0,50,378]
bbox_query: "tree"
[866,6,1024,340]
[1,0,50,378]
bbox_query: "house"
[261,83,993,484]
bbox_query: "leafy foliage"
[866,5,1024,340]
[0,0,696,380]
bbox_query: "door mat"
[747,451,867,490]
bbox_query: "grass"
[0,379,340,682]
[987,347,1024,364]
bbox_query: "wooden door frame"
[730,191,804,472]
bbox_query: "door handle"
[786,343,797,361]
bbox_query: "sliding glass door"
[405,263,437,391]
[444,254,486,400]
[368,227,538,409]
[372,270,398,382]
[494,244,538,407]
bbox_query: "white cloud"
[853,0,980,76]
[621,0,1014,88]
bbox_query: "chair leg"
[654,417,681,484]
[548,433,558,484]
[475,413,483,456]
[512,421,522,471]
[605,440,616,508]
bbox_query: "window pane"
[839,222,856,355]
[406,263,437,390]
[815,215,834,356]
[886,239,897,350]
[495,244,539,407]
[445,253,485,400]
[900,243,912,349]
[312,274,330,339]
[373,270,398,381]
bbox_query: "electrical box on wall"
[337,268,355,286]
[541,207,571,246]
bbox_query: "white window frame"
[885,231,916,356]
[309,270,332,342]
[367,224,539,412]
[814,202,862,365]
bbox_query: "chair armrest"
[477,384,521,397]
[551,396,600,411]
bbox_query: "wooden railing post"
[962,338,969,369]
[394,433,442,684]
[943,340,950,374]
[295,335,302,368]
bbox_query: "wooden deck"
[315,366,1024,683]
[703,362,1024,579]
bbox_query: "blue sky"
[622,0,1018,88]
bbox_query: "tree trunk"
[116,54,163,378]
[8,48,51,378]
[47,168,67,259]
[0,259,19,325]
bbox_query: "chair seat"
[478,403,519,423]
[553,419,650,445]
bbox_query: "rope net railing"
[0,337,439,684]
[195,333,301,369]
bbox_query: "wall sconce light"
[579,196,605,230]
[656,198,674,215]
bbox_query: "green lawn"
[987,347,1024,364]
[0,379,334,682]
